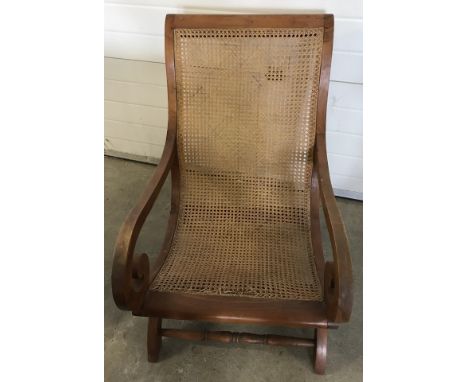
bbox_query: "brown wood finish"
[314,15,353,324]
[171,14,331,29]
[310,164,326,290]
[138,291,329,329]
[147,317,162,362]
[148,15,181,286]
[111,14,353,375]
[111,15,180,314]
[161,329,316,348]
[313,328,328,374]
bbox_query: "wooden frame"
[111,14,352,375]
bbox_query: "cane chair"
[112,14,352,375]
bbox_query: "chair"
[112,14,352,375]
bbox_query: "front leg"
[147,317,162,362]
[313,328,328,374]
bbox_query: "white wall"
[104,0,363,199]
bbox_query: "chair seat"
[150,190,323,302]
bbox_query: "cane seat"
[150,27,324,301]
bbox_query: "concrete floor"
[105,157,362,382]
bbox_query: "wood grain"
[161,329,316,347]
[111,14,353,375]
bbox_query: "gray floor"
[105,157,362,382]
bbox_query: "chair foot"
[147,317,162,362]
[313,328,327,375]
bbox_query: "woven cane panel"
[151,28,324,301]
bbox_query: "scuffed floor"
[105,157,362,382]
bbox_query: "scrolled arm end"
[111,227,150,312]
[324,261,353,323]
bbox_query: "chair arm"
[315,133,353,323]
[111,130,176,311]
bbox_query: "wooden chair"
[112,14,352,375]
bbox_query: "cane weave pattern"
[151,27,324,301]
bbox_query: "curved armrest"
[316,133,353,323]
[111,130,177,311]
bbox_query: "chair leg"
[313,328,328,375]
[147,317,162,362]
